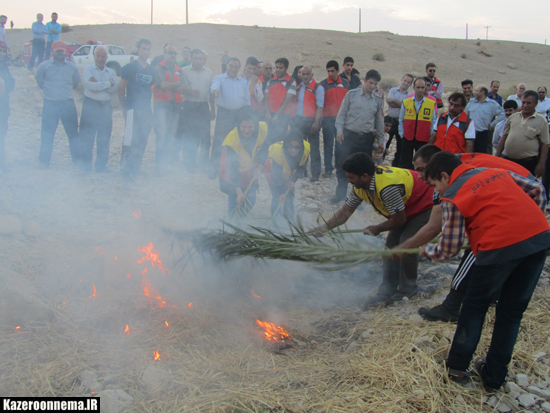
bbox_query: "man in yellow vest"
[398,78,437,169]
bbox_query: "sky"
[7,0,550,45]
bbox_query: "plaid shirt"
[424,171,547,261]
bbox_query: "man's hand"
[88,77,97,82]
[311,120,320,134]
[109,78,114,86]
[535,161,545,178]
[307,226,326,238]
[336,132,344,144]
[279,194,286,204]
[365,226,380,236]
[377,145,385,154]
[212,90,220,98]
[236,188,245,207]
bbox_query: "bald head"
[262,61,273,80]
[94,46,108,69]
[301,65,314,84]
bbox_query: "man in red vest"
[152,44,188,173]
[430,92,475,154]
[398,78,438,169]
[264,57,296,144]
[426,63,443,109]
[320,60,349,178]
[423,151,550,391]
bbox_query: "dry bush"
[378,77,398,91]
[372,53,385,62]
[61,23,72,33]
[460,53,467,59]
[500,85,518,99]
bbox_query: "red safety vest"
[434,111,472,154]
[290,80,319,118]
[431,76,443,107]
[152,61,183,103]
[457,153,531,178]
[402,97,436,142]
[441,163,550,264]
[267,74,294,114]
[320,76,349,117]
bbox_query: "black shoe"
[447,368,472,386]
[418,289,464,322]
[390,287,418,302]
[361,293,393,310]
[310,176,319,182]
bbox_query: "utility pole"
[151,0,153,24]
[466,23,468,40]
[186,0,189,24]
[359,9,361,33]
[484,25,491,40]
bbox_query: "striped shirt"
[345,178,405,215]
[424,171,546,261]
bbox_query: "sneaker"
[447,368,471,386]
[418,303,459,322]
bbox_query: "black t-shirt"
[121,60,154,111]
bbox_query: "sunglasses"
[428,69,436,73]
[166,52,177,56]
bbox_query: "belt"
[84,96,111,105]
[345,128,374,136]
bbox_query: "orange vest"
[441,164,550,264]
[431,76,443,107]
[290,80,319,118]
[434,111,472,154]
[457,153,532,178]
[152,61,183,103]
[320,76,349,117]
[267,74,294,114]
[402,97,436,142]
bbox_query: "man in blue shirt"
[35,41,81,168]
[28,13,49,71]
[44,12,61,60]
[487,80,503,106]
[118,38,155,181]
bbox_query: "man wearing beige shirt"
[180,49,215,170]
[496,90,549,177]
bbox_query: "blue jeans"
[447,249,547,389]
[321,117,336,174]
[28,38,45,70]
[79,97,113,171]
[228,185,257,217]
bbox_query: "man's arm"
[386,90,402,108]
[495,117,511,157]
[422,201,466,262]
[535,143,548,178]
[433,81,443,100]
[335,92,350,135]
[277,92,294,116]
[367,210,407,236]
[374,100,385,141]
[394,205,442,249]
[465,119,475,153]
[490,105,505,128]
[210,73,222,98]
[117,79,128,109]
[398,104,406,137]
[83,66,111,91]
[35,64,45,89]
[312,203,356,234]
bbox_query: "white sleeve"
[465,120,476,140]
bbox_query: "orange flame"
[251,289,261,299]
[89,284,96,298]
[188,302,192,308]
[93,247,105,255]
[127,273,131,278]
[164,321,169,327]
[153,350,160,361]
[15,326,20,330]
[141,276,165,309]
[132,210,141,219]
[142,267,148,275]
[137,243,170,274]
[256,319,292,343]
[91,391,95,396]
[62,302,66,305]
[124,325,130,334]
[114,256,118,261]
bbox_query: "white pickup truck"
[70,44,136,76]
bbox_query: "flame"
[153,350,160,361]
[256,319,292,343]
[93,247,105,255]
[91,391,95,396]
[188,302,192,308]
[251,289,261,299]
[15,326,20,330]
[141,276,165,309]
[114,256,118,261]
[62,302,66,305]
[132,210,141,219]
[142,267,148,275]
[89,284,96,298]
[124,325,130,334]
[137,243,170,274]
[127,273,131,278]
[164,321,169,327]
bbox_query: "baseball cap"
[52,41,67,52]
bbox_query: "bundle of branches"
[167,222,420,270]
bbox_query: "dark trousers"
[321,117,336,174]
[504,155,539,175]
[474,129,490,153]
[39,99,79,167]
[28,38,45,70]
[45,41,53,60]
[294,116,321,178]
[399,139,427,170]
[153,101,180,171]
[79,97,113,172]
[446,249,547,389]
[181,101,211,169]
[335,129,374,199]
[0,114,7,169]
[210,106,240,174]
[450,249,476,294]
[120,108,153,176]
[387,118,402,167]
[267,113,290,145]
[543,153,550,201]
[379,209,431,296]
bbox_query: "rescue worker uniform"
[434,111,475,154]
[265,73,296,144]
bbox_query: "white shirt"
[507,94,522,108]
[433,114,476,141]
[82,64,118,101]
[182,65,212,102]
[536,97,550,120]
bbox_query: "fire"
[142,267,147,275]
[124,325,130,334]
[251,289,261,298]
[91,392,95,396]
[164,321,169,327]
[93,247,105,255]
[141,276,165,309]
[127,273,131,278]
[62,302,66,305]
[15,326,20,330]
[137,243,170,274]
[255,320,292,343]
[114,256,118,261]
[188,302,192,308]
[132,210,141,219]
[89,284,96,298]
[153,350,160,361]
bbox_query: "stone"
[408,314,423,322]
[413,336,432,346]
[346,341,361,353]
[516,373,530,388]
[80,371,98,388]
[540,389,550,400]
[99,389,134,413]
[508,391,521,400]
[22,220,42,237]
[496,401,512,412]
[542,401,550,412]
[507,63,517,70]
[0,215,22,234]
[142,364,169,394]
[518,393,537,408]
[487,395,498,408]
[102,376,115,385]
[361,329,374,339]
[507,381,523,393]
[527,386,546,398]
[534,352,547,361]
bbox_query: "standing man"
[221,50,230,74]
[536,86,550,120]
[332,69,384,202]
[320,60,349,178]
[507,83,526,109]
[0,41,14,171]
[256,61,273,119]
[35,41,81,168]
[430,92,475,154]
[181,49,214,171]
[264,57,296,144]
[423,151,550,392]
[496,90,549,176]
[340,57,361,90]
[0,16,7,49]
[398,77,438,169]
[242,56,263,113]
[28,14,49,70]
[461,79,473,102]
[44,13,61,60]
[312,152,433,306]
[209,57,250,178]
[79,46,118,173]
[386,74,413,167]
[465,85,505,153]
[177,46,191,68]
[426,63,443,109]
[118,38,155,180]
[487,80,502,106]
[292,65,324,181]
[152,44,188,173]
[492,100,518,153]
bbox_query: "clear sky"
[6,0,550,44]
